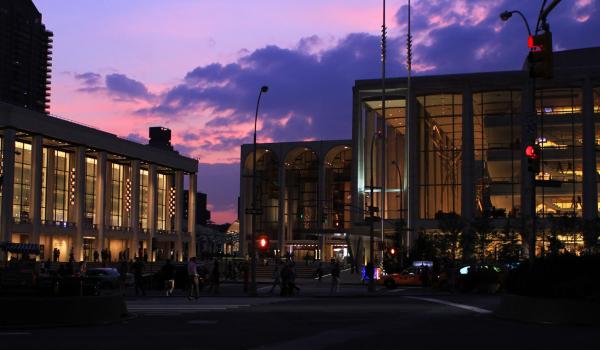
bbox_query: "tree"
[472,211,493,263]
[435,211,465,261]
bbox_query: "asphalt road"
[1,285,598,350]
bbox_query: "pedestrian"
[208,259,220,295]
[118,259,129,294]
[132,257,145,296]
[280,263,290,296]
[93,250,99,263]
[289,262,300,295]
[187,257,200,300]
[316,262,324,283]
[241,261,249,293]
[162,259,176,296]
[53,248,60,262]
[330,259,340,293]
[420,266,430,287]
[269,262,281,294]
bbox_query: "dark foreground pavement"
[1,287,598,350]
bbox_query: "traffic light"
[526,145,541,174]
[528,32,553,79]
[257,235,269,251]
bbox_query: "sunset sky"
[34,0,599,223]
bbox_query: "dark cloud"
[75,72,102,86]
[105,73,152,100]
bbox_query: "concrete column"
[73,146,86,261]
[239,151,247,257]
[1,129,16,248]
[130,160,140,258]
[29,135,43,244]
[188,172,197,258]
[461,89,475,260]
[277,161,286,256]
[175,170,184,261]
[405,93,419,247]
[582,78,598,228]
[95,151,107,255]
[317,157,326,259]
[147,164,157,260]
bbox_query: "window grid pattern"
[418,94,463,219]
[109,162,124,227]
[85,157,96,226]
[139,169,149,230]
[13,141,32,221]
[53,150,70,222]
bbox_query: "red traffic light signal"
[528,32,553,79]
[257,235,269,250]
[525,145,540,159]
[526,144,541,174]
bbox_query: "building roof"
[0,102,198,173]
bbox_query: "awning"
[0,242,41,254]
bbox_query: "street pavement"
[1,274,598,349]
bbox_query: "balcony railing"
[42,220,76,228]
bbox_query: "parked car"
[86,268,133,289]
[433,264,505,293]
[381,266,430,288]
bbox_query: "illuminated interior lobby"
[0,103,198,262]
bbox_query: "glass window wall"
[53,150,70,222]
[13,141,32,222]
[285,149,318,238]
[139,169,149,230]
[85,157,96,227]
[325,147,352,229]
[109,162,124,227]
[473,91,522,217]
[418,93,463,218]
[535,88,583,218]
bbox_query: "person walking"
[132,257,145,297]
[162,259,176,296]
[118,259,129,294]
[330,259,340,293]
[316,262,324,283]
[269,262,281,294]
[207,259,220,295]
[93,250,99,263]
[187,257,200,300]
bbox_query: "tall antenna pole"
[380,0,387,265]
[405,0,412,253]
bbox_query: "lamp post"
[500,1,562,266]
[249,85,269,295]
[391,160,405,267]
[368,130,382,293]
[501,8,538,268]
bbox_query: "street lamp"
[368,130,382,293]
[391,159,405,268]
[499,10,532,36]
[250,85,269,295]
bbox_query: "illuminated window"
[85,157,96,226]
[139,169,149,230]
[13,141,32,221]
[473,91,521,217]
[53,150,70,222]
[418,94,463,218]
[109,162,124,227]
[157,173,170,231]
